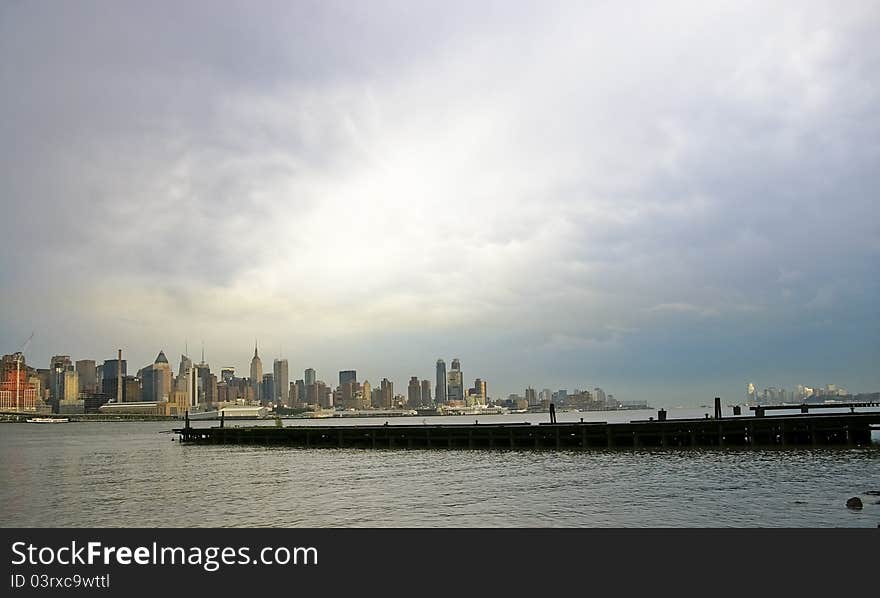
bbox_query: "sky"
[1,1,878,405]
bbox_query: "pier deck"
[174,411,880,450]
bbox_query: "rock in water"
[846,497,863,509]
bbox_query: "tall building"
[407,376,421,407]
[62,368,79,402]
[339,370,357,387]
[447,358,464,403]
[473,378,487,402]
[0,355,38,412]
[250,342,263,403]
[262,373,275,406]
[75,360,97,393]
[380,378,393,409]
[420,379,432,406]
[525,387,537,406]
[221,368,235,384]
[304,368,316,387]
[435,359,447,404]
[100,356,127,403]
[140,350,173,403]
[274,359,289,404]
[362,380,372,409]
[49,355,72,406]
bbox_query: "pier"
[174,410,880,450]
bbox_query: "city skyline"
[2,2,879,405]
[3,338,873,408]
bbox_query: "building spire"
[254,339,259,359]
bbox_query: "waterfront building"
[339,370,357,387]
[407,376,420,406]
[140,350,173,403]
[75,359,97,393]
[293,379,305,406]
[274,359,289,404]
[471,378,487,404]
[49,355,72,408]
[262,373,275,405]
[62,368,79,402]
[447,359,464,403]
[435,359,447,404]
[0,354,38,411]
[100,356,128,403]
[420,379,432,406]
[250,343,263,403]
[380,378,394,409]
[362,380,372,409]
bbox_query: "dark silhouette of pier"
[174,406,880,450]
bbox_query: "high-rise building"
[407,377,420,406]
[221,368,235,384]
[100,356,127,403]
[362,380,372,409]
[49,355,72,407]
[294,379,305,406]
[525,387,537,406]
[304,368,316,387]
[380,378,393,409]
[472,378,487,403]
[75,360,97,394]
[447,358,464,403]
[435,359,447,404]
[273,359,289,403]
[140,350,173,403]
[339,370,357,386]
[62,367,79,402]
[250,342,263,403]
[420,379,432,406]
[262,373,275,406]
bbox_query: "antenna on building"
[201,340,205,365]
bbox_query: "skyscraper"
[250,342,263,403]
[407,376,420,407]
[420,379,432,406]
[380,378,393,408]
[304,368,316,387]
[49,355,72,407]
[362,380,372,409]
[339,370,357,386]
[447,358,463,403]
[75,359,97,393]
[262,373,275,406]
[435,359,447,404]
[274,359,289,403]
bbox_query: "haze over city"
[1,1,878,404]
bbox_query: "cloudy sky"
[1,1,878,404]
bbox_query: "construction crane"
[13,332,34,411]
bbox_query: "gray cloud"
[1,1,878,402]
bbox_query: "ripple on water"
[0,423,877,527]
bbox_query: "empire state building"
[250,342,263,403]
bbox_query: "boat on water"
[26,417,69,423]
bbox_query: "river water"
[1,408,878,527]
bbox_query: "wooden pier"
[174,410,880,450]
